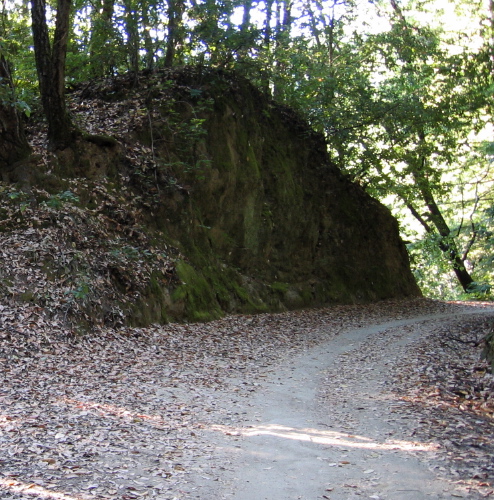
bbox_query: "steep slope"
[1,67,420,328]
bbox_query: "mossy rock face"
[172,260,223,322]
[126,68,420,321]
[139,69,419,315]
[167,259,269,321]
[22,67,420,326]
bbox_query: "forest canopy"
[0,0,493,299]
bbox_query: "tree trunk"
[422,196,474,292]
[0,56,31,171]
[261,0,274,93]
[89,0,116,77]
[409,167,475,292]
[142,2,155,70]
[31,0,76,150]
[241,0,253,31]
[385,1,477,294]
[123,0,140,74]
[263,0,274,51]
[272,0,292,99]
[164,0,185,67]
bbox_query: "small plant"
[7,190,29,213]
[8,191,23,201]
[45,191,80,209]
[463,282,493,301]
[189,88,202,98]
[66,281,91,302]
[111,245,141,260]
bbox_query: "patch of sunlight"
[60,397,169,428]
[0,477,85,500]
[211,423,438,452]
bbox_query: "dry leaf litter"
[1,298,493,499]
[318,307,494,499]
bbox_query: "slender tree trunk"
[0,56,31,171]
[123,0,140,74]
[272,0,292,99]
[385,1,476,293]
[389,0,407,24]
[142,2,155,70]
[263,0,274,50]
[261,0,274,93]
[31,0,76,150]
[305,0,323,51]
[164,0,185,67]
[235,0,253,59]
[410,163,475,292]
[89,0,116,77]
[241,0,253,32]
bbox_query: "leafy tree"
[0,4,31,170]
[164,0,186,67]
[142,0,159,69]
[1,2,37,105]
[87,0,122,77]
[266,0,492,295]
[122,0,140,74]
[0,0,491,297]
[366,1,492,293]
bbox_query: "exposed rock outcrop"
[122,68,421,320]
[1,67,420,327]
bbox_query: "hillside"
[1,67,420,331]
[1,68,493,500]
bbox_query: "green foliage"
[44,191,80,209]
[133,84,214,192]
[5,189,29,214]
[0,5,37,111]
[67,281,91,301]
[463,204,494,294]
[1,0,492,299]
[407,233,462,299]
[111,245,141,260]
[110,245,153,262]
[275,0,493,298]
[400,191,494,300]
[0,70,32,118]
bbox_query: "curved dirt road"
[1,299,493,500]
[189,306,494,500]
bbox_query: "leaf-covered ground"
[0,179,180,330]
[1,298,493,499]
[390,315,494,492]
[315,307,494,498]
[1,71,492,498]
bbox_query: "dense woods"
[0,0,493,299]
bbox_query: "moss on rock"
[172,260,223,321]
[19,67,420,327]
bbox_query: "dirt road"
[188,308,494,500]
[1,299,493,500]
